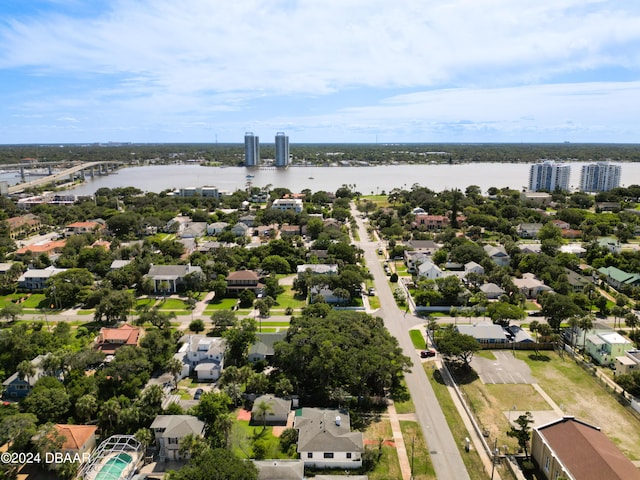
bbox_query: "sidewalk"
[387,401,413,480]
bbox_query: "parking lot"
[471,350,535,384]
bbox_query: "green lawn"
[275,286,307,309]
[409,329,426,349]
[205,298,238,311]
[230,419,292,460]
[400,421,436,479]
[368,296,381,310]
[0,293,47,309]
[425,365,491,480]
[156,298,189,310]
[364,419,402,480]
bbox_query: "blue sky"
[1,0,640,144]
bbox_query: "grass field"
[399,420,436,479]
[230,419,292,460]
[205,298,238,311]
[409,329,426,349]
[426,365,493,480]
[275,286,306,309]
[156,298,189,310]
[365,419,402,480]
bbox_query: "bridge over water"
[7,161,122,194]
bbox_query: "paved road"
[351,207,471,480]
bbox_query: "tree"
[0,303,22,323]
[189,319,205,333]
[75,394,98,423]
[166,448,258,480]
[94,289,135,324]
[436,330,480,368]
[16,359,35,383]
[0,413,38,451]
[238,289,256,308]
[22,381,71,423]
[507,411,534,459]
[487,301,526,327]
[540,294,583,331]
[211,310,236,335]
[223,318,257,366]
[579,314,595,351]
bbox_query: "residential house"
[310,286,342,304]
[0,263,13,277]
[207,222,229,235]
[226,270,262,295]
[296,264,338,278]
[614,350,640,376]
[518,243,542,254]
[517,223,543,238]
[239,215,257,227]
[464,261,485,276]
[251,395,291,426]
[412,214,449,230]
[178,222,207,239]
[254,225,275,239]
[404,251,430,274]
[513,273,553,299]
[551,219,571,230]
[64,220,104,237]
[50,424,98,461]
[17,266,66,290]
[597,266,640,290]
[306,250,330,261]
[2,354,48,399]
[417,261,443,280]
[455,323,508,344]
[253,460,304,480]
[531,416,640,480]
[280,224,302,237]
[176,335,226,381]
[585,331,634,367]
[231,222,250,237]
[272,198,304,213]
[596,201,620,212]
[145,264,203,293]
[520,191,551,205]
[95,324,141,355]
[7,214,41,239]
[110,259,132,270]
[248,332,287,363]
[150,415,206,461]
[598,237,621,254]
[406,240,440,254]
[479,282,506,300]
[294,408,364,469]
[559,243,586,256]
[506,325,534,343]
[15,239,66,258]
[483,245,511,267]
[565,268,592,293]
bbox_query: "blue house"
[2,354,47,399]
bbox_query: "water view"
[58,162,640,196]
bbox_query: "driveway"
[471,350,535,384]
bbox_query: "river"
[6,162,640,195]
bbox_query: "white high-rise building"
[528,161,571,192]
[580,162,621,192]
[275,132,289,168]
[244,132,260,167]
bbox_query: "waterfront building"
[529,160,571,192]
[244,132,260,167]
[580,162,621,192]
[275,132,289,167]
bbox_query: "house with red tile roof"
[15,239,66,258]
[532,416,640,480]
[64,221,104,237]
[95,324,141,355]
[54,424,97,457]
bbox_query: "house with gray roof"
[207,222,229,235]
[464,261,484,276]
[483,245,511,267]
[145,264,203,293]
[513,273,553,299]
[404,250,430,273]
[17,266,67,290]
[253,460,304,480]
[248,332,287,363]
[294,408,363,469]
[2,354,49,399]
[251,395,291,426]
[456,323,508,344]
[417,260,442,280]
[517,223,543,238]
[150,415,205,461]
[479,282,506,299]
[175,335,226,381]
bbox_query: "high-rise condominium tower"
[275,132,289,168]
[580,162,621,192]
[244,132,260,167]
[529,160,571,192]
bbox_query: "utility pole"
[410,435,415,480]
[490,438,499,480]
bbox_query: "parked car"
[368,287,375,296]
[420,349,436,358]
[194,388,204,400]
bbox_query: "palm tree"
[75,394,98,423]
[254,400,273,431]
[214,413,234,448]
[17,359,35,383]
[166,358,184,382]
[567,316,580,349]
[579,314,595,352]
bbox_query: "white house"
[417,261,443,280]
[272,198,304,213]
[483,245,511,267]
[17,266,66,290]
[175,335,226,381]
[464,261,485,276]
[296,264,338,277]
[294,408,363,469]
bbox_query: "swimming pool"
[95,452,133,480]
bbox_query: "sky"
[1,0,640,144]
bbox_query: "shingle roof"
[150,415,205,439]
[294,408,363,453]
[536,417,640,480]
